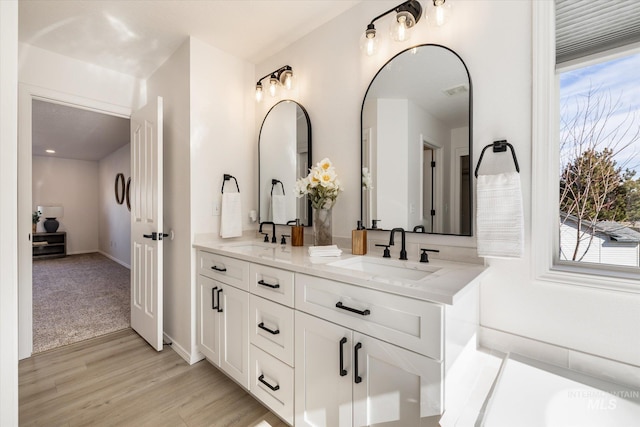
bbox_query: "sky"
[559,51,640,175]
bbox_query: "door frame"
[17,83,131,359]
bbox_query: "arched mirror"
[361,44,472,235]
[259,100,312,225]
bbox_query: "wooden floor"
[19,329,288,427]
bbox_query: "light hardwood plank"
[19,329,289,427]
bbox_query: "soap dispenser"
[352,220,367,255]
[291,219,304,247]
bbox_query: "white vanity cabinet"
[195,245,481,427]
[196,252,250,389]
[294,285,443,427]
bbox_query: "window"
[532,1,640,291]
[558,53,640,270]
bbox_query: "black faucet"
[389,228,407,260]
[413,225,425,233]
[259,221,277,243]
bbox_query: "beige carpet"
[32,252,130,353]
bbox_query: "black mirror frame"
[115,173,125,205]
[258,99,313,226]
[359,43,473,236]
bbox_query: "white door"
[130,96,163,351]
[219,283,250,389]
[197,275,220,364]
[295,311,353,427]
[352,333,443,427]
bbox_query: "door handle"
[142,232,169,241]
[354,342,362,384]
[258,322,280,335]
[339,337,347,377]
[216,288,223,312]
[211,287,218,310]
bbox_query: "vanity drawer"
[249,263,294,307]
[250,344,294,426]
[295,273,443,360]
[199,251,249,291]
[249,294,294,366]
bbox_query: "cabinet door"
[197,275,220,365]
[295,312,353,427]
[219,283,250,389]
[352,333,443,427]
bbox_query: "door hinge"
[431,161,436,168]
[431,209,436,216]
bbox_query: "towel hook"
[271,179,285,196]
[221,174,240,193]
[474,140,520,178]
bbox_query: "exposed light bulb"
[428,0,452,27]
[255,83,263,102]
[281,69,293,90]
[360,24,378,56]
[390,11,415,42]
[269,75,278,97]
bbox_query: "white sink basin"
[328,257,439,281]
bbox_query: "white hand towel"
[220,192,242,238]
[272,195,287,224]
[308,245,343,257]
[476,172,524,258]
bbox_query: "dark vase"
[43,218,59,233]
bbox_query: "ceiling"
[21,1,360,162]
[32,100,130,161]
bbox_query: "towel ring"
[271,179,285,196]
[221,174,240,193]
[474,140,520,178]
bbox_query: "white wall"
[146,38,192,357]
[257,0,640,367]
[98,144,131,267]
[32,156,99,254]
[0,0,18,422]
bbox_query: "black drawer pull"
[257,279,280,289]
[216,288,223,312]
[258,374,280,391]
[339,337,347,377]
[354,342,363,384]
[211,265,227,272]
[336,302,370,316]
[211,286,218,310]
[258,322,280,335]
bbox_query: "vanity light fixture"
[360,0,423,56]
[255,65,294,102]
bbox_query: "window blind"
[556,0,640,65]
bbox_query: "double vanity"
[194,239,487,426]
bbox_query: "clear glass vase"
[313,207,333,246]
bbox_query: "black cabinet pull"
[211,287,218,310]
[354,342,362,384]
[258,322,280,335]
[258,374,280,391]
[335,302,371,316]
[339,337,347,377]
[211,265,227,272]
[216,288,223,312]
[257,279,280,289]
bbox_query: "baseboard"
[479,326,640,389]
[97,250,131,269]
[163,332,204,365]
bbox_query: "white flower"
[362,167,373,190]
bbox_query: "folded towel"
[308,245,343,257]
[220,192,242,238]
[272,195,287,224]
[476,172,524,258]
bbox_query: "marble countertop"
[193,239,488,305]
